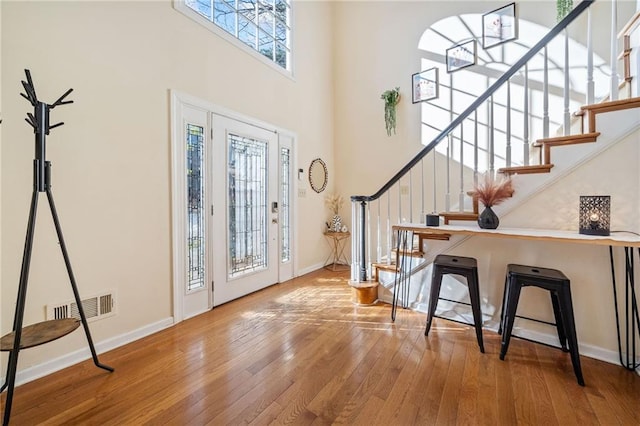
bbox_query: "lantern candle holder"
[579,195,610,236]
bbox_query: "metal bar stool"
[425,254,485,353]
[500,264,585,386]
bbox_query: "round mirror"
[309,158,328,193]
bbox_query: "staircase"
[350,0,640,300]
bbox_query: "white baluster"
[524,63,530,166]
[432,150,437,213]
[610,0,619,101]
[366,202,371,277]
[506,80,512,167]
[376,199,381,263]
[587,7,594,105]
[459,123,465,212]
[474,109,479,185]
[386,192,391,264]
[564,29,571,136]
[409,169,413,223]
[351,200,357,281]
[421,158,425,222]
[489,96,495,174]
[397,182,401,224]
[543,47,549,139]
[446,133,451,211]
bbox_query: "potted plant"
[557,0,573,21]
[380,87,400,136]
[470,174,514,229]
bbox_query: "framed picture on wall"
[412,67,439,103]
[482,2,517,49]
[446,40,476,73]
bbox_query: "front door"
[212,114,280,305]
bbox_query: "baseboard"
[373,297,639,371]
[0,317,174,388]
[485,325,639,370]
[297,262,325,276]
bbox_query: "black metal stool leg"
[498,271,509,335]
[500,276,521,361]
[559,284,585,386]
[425,268,443,336]
[550,291,568,352]
[467,268,485,353]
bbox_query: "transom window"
[183,0,291,70]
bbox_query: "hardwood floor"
[2,269,639,425]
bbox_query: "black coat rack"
[0,70,113,425]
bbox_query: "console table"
[391,223,640,371]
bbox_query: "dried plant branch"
[470,174,514,207]
[324,193,344,215]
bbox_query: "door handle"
[272,218,278,224]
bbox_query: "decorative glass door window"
[186,124,206,292]
[280,147,291,263]
[227,133,268,277]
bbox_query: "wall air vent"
[46,290,116,322]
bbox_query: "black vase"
[478,206,499,229]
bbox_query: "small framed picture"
[446,40,476,73]
[482,2,517,49]
[412,67,439,103]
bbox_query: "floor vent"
[46,290,116,322]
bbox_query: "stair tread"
[390,248,424,258]
[499,164,554,175]
[440,212,478,219]
[534,132,600,146]
[440,212,478,225]
[580,96,640,113]
[371,263,398,271]
[418,233,451,240]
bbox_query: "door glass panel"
[186,124,206,292]
[280,147,291,263]
[228,133,268,278]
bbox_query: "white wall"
[1,0,334,372]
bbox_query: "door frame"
[170,90,298,323]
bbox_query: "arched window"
[417,14,610,171]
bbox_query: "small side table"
[323,231,350,271]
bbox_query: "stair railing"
[350,0,604,283]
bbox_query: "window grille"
[184,0,291,70]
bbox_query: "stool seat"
[500,263,584,386]
[431,255,477,270]
[425,254,484,353]
[505,264,568,284]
